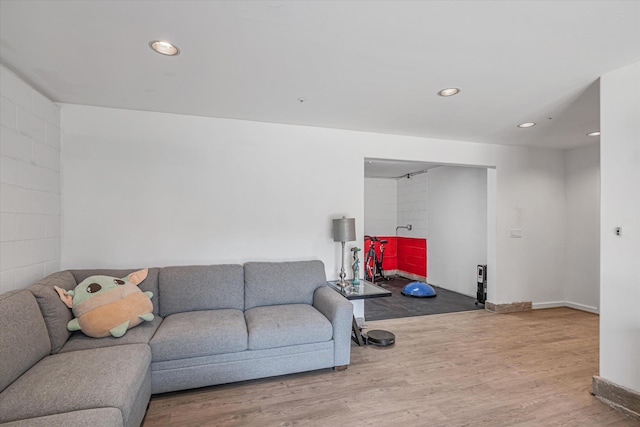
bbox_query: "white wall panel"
[60,103,567,309]
[564,143,600,312]
[0,65,60,293]
[427,166,487,297]
[364,178,397,236]
[599,61,640,393]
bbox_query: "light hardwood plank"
[143,308,638,426]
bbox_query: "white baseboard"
[532,301,565,310]
[532,301,599,314]
[565,302,599,314]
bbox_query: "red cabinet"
[364,236,427,278]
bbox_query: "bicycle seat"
[379,240,388,244]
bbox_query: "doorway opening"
[363,158,494,320]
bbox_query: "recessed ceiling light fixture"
[149,40,180,56]
[438,88,460,97]
[518,122,536,128]
[587,131,601,136]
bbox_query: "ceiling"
[1,1,639,153]
[364,159,442,179]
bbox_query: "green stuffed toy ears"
[126,268,148,286]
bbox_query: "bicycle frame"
[364,235,389,284]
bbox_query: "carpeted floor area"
[364,276,483,321]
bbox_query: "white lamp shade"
[333,217,356,242]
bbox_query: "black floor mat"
[365,276,483,321]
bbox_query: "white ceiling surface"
[365,159,442,179]
[1,1,639,151]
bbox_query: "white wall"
[427,166,487,297]
[363,178,396,236]
[564,143,600,313]
[397,172,427,238]
[599,61,640,393]
[493,147,566,305]
[60,103,568,308]
[0,65,60,293]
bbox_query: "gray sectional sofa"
[0,260,353,426]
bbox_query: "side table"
[327,279,394,346]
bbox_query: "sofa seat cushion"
[59,316,162,354]
[150,309,247,361]
[0,344,151,425]
[245,304,333,350]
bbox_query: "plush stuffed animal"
[54,269,154,338]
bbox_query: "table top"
[326,279,392,300]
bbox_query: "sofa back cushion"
[159,264,244,317]
[0,290,51,392]
[69,268,161,315]
[244,260,327,310]
[29,271,77,354]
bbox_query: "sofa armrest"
[313,285,352,366]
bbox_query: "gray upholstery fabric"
[244,260,327,310]
[245,304,332,350]
[0,290,51,392]
[0,344,151,425]
[312,285,353,366]
[1,260,352,421]
[159,264,244,316]
[59,317,162,354]
[0,408,123,427]
[70,267,161,314]
[151,309,247,361]
[152,341,332,371]
[151,344,334,394]
[124,366,152,427]
[28,271,77,354]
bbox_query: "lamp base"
[338,241,348,288]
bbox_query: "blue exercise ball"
[401,281,437,298]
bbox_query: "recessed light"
[518,122,536,128]
[149,40,180,56]
[587,131,601,136]
[438,88,460,97]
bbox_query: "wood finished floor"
[142,308,637,426]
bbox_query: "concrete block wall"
[397,172,427,238]
[364,177,397,236]
[0,65,61,293]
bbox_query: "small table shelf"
[326,279,391,299]
[327,279,393,346]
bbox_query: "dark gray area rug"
[365,276,483,321]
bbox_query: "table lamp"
[333,217,356,288]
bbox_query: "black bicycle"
[364,235,389,284]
